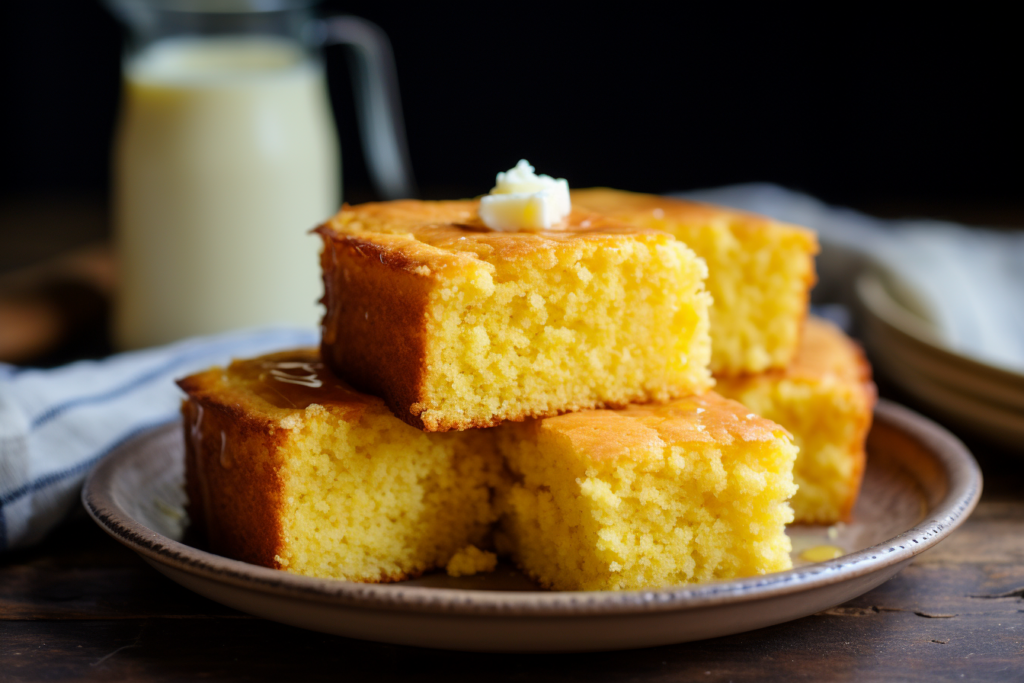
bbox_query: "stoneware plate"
[857,270,1024,448]
[83,400,981,653]
[857,269,1024,412]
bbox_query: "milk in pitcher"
[113,36,339,349]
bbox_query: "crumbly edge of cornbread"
[318,226,713,432]
[693,224,816,375]
[445,545,499,577]
[181,391,505,582]
[572,189,818,375]
[716,319,876,523]
[495,414,797,591]
[419,234,712,431]
[273,405,503,581]
[717,377,871,523]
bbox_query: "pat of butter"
[479,159,571,231]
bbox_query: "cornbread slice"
[495,393,798,591]
[572,188,819,375]
[179,349,504,582]
[716,316,876,524]
[316,199,713,432]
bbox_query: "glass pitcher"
[104,0,415,349]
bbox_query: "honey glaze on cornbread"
[233,353,377,412]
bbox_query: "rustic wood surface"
[2,420,1022,682]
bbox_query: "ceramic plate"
[858,270,1024,447]
[857,269,1024,411]
[869,339,1024,444]
[83,400,981,653]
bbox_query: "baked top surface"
[177,349,384,421]
[571,187,817,243]
[786,317,872,385]
[536,392,787,462]
[317,199,678,269]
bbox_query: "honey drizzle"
[232,355,370,410]
[799,545,845,563]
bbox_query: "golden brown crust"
[418,396,635,433]
[317,201,667,279]
[788,317,872,383]
[571,188,818,245]
[178,353,476,581]
[535,392,787,463]
[806,319,876,521]
[798,318,876,521]
[179,351,389,569]
[179,393,287,569]
[316,228,433,430]
[323,199,650,239]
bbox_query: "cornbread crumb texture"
[716,317,876,524]
[496,393,797,591]
[445,545,499,577]
[318,199,712,432]
[180,350,505,583]
[572,188,818,375]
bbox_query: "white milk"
[113,36,339,349]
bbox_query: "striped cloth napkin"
[0,327,316,551]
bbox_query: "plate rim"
[856,269,1024,384]
[870,353,1024,442]
[82,399,982,618]
[869,325,1024,412]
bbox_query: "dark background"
[1,2,1020,212]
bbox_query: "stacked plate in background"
[856,267,1024,449]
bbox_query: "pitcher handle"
[316,16,417,200]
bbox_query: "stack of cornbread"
[572,189,876,524]
[180,171,874,591]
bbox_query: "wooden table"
[2,416,1022,682]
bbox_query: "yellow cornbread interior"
[572,189,817,375]
[715,379,862,523]
[716,317,874,524]
[420,235,712,430]
[495,394,797,591]
[273,407,503,581]
[676,221,813,374]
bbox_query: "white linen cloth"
[0,327,316,551]
[679,184,1024,373]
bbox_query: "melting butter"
[478,159,571,231]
